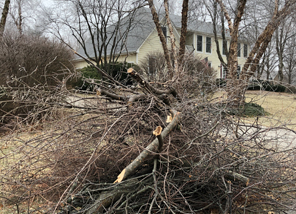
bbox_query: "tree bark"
[178,0,189,64]
[0,0,10,36]
[164,0,179,76]
[86,178,140,214]
[97,88,127,101]
[147,0,174,79]
[216,0,247,107]
[241,0,296,79]
[217,0,296,107]
[212,2,227,68]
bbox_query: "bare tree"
[205,0,228,68]
[0,0,10,36]
[10,0,23,35]
[50,0,145,73]
[147,0,174,78]
[179,0,189,64]
[275,17,296,83]
[255,42,277,80]
[284,36,296,84]
[3,0,43,35]
[147,0,190,80]
[212,0,296,107]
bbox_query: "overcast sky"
[43,0,55,7]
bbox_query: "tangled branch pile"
[1,54,296,214]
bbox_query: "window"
[197,35,203,52]
[237,43,241,57]
[244,44,248,57]
[222,41,227,55]
[221,65,228,79]
[206,37,211,53]
[237,65,241,78]
[208,62,212,68]
[161,26,167,38]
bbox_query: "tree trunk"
[147,0,174,79]
[164,0,179,75]
[178,0,189,64]
[277,55,284,82]
[0,0,10,36]
[212,1,227,68]
[16,0,23,35]
[217,0,247,107]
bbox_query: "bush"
[140,52,216,99]
[0,32,74,88]
[247,80,286,92]
[247,79,265,90]
[75,62,137,91]
[242,102,267,117]
[227,102,268,117]
[0,33,74,125]
[105,62,137,85]
[271,84,286,92]
[74,66,101,91]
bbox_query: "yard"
[245,90,296,129]
[215,90,296,130]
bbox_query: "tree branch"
[114,110,181,183]
[127,68,179,99]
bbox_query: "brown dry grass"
[215,90,296,130]
[245,90,296,128]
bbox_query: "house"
[74,7,249,79]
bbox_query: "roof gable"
[75,7,155,60]
[75,7,248,60]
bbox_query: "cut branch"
[97,88,127,101]
[127,68,179,99]
[86,178,139,214]
[225,171,249,186]
[153,126,163,151]
[127,94,146,109]
[114,110,181,183]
